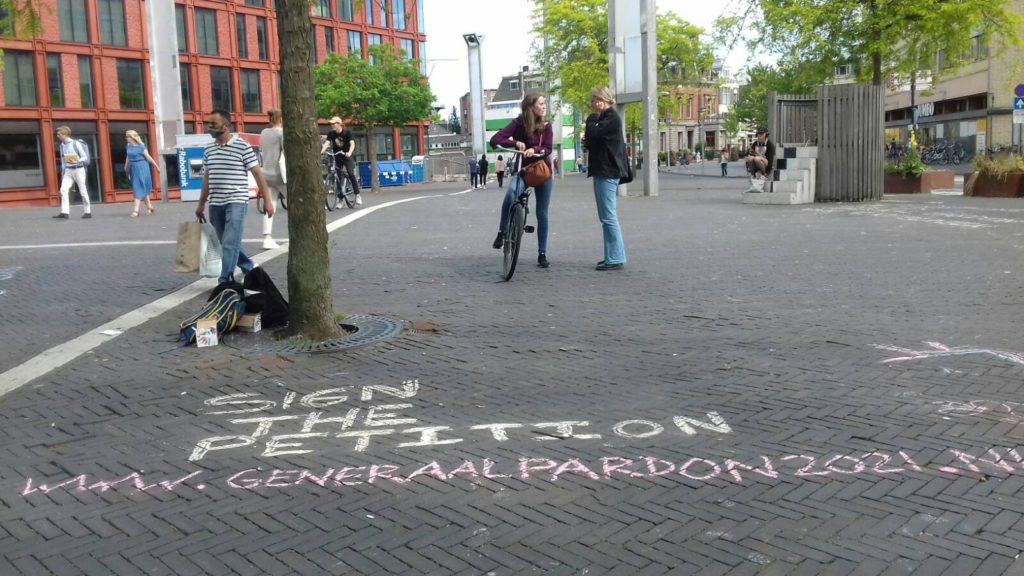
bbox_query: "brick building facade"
[0,0,427,208]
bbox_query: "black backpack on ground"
[242,267,289,329]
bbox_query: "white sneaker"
[355,194,363,205]
[262,239,280,250]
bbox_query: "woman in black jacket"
[584,87,628,270]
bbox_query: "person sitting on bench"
[745,128,776,192]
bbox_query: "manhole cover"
[223,314,405,354]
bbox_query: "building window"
[374,132,393,160]
[313,0,330,17]
[58,0,88,43]
[195,8,218,56]
[245,0,263,5]
[98,0,127,46]
[117,59,145,109]
[416,0,423,32]
[0,4,11,35]
[46,54,64,108]
[180,63,192,111]
[348,31,362,56]
[418,40,426,74]
[401,132,414,158]
[3,51,35,106]
[338,0,353,21]
[255,17,267,60]
[399,38,413,60]
[970,35,989,61]
[834,64,852,77]
[78,56,94,108]
[240,69,261,113]
[0,132,44,189]
[392,0,405,30]
[236,15,248,59]
[364,0,375,25]
[509,80,519,92]
[175,5,188,52]
[367,33,381,63]
[325,26,335,54]
[210,66,233,111]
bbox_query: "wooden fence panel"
[816,84,883,202]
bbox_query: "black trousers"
[337,155,360,194]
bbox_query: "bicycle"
[255,186,286,214]
[322,150,356,211]
[495,147,536,281]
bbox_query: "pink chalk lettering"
[782,455,831,477]
[519,458,558,479]
[447,460,480,479]
[265,469,300,487]
[899,451,923,471]
[295,469,336,487]
[333,467,365,486]
[601,457,644,479]
[824,455,865,474]
[407,462,449,481]
[862,452,907,474]
[86,472,156,493]
[226,469,262,489]
[263,432,327,458]
[551,459,600,481]
[723,456,778,483]
[482,459,510,479]
[678,457,721,480]
[158,471,203,491]
[644,457,676,476]
[368,464,407,484]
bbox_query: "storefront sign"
[917,102,935,118]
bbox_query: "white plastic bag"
[199,223,223,278]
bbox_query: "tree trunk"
[277,0,341,340]
[366,125,380,192]
[869,0,882,86]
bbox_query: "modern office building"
[0,0,428,208]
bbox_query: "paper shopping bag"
[174,221,202,273]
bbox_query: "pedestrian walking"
[195,109,274,287]
[124,130,159,217]
[478,154,489,188]
[468,156,479,188]
[259,109,286,249]
[53,126,93,220]
[495,155,506,188]
[490,91,554,269]
[720,146,729,177]
[320,116,362,205]
[584,87,628,271]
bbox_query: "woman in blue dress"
[124,130,160,217]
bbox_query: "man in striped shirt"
[195,110,274,286]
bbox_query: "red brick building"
[0,0,428,208]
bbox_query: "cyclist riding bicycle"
[489,92,554,269]
[320,116,362,205]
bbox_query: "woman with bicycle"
[584,87,628,271]
[489,92,554,268]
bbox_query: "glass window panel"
[175,5,188,52]
[47,54,64,108]
[245,0,263,5]
[399,38,413,60]
[210,66,233,112]
[255,17,267,60]
[236,15,248,59]
[180,62,192,111]
[116,59,145,109]
[0,133,44,189]
[367,33,381,63]
[325,26,334,54]
[392,0,405,30]
[365,0,373,25]
[98,0,127,46]
[416,0,423,33]
[314,0,330,17]
[3,51,36,106]
[58,0,88,42]
[78,56,94,108]
[241,69,261,113]
[348,31,362,56]
[195,8,218,56]
[418,41,425,74]
[338,0,353,21]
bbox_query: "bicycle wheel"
[339,175,355,209]
[502,202,525,281]
[325,175,339,211]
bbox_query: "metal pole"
[464,34,486,159]
[639,0,657,196]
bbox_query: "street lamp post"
[462,33,486,159]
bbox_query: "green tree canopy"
[731,63,816,130]
[715,0,1021,86]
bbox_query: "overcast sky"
[422,0,746,114]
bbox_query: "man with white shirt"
[53,126,92,219]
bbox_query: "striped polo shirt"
[204,135,258,205]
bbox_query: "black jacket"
[584,108,628,179]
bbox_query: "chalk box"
[236,313,262,333]
[195,319,219,347]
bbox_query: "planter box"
[884,170,954,194]
[965,172,1024,197]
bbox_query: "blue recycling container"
[358,160,413,187]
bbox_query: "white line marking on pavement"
[0,239,286,250]
[0,194,443,397]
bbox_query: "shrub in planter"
[965,155,1024,197]
[884,148,926,178]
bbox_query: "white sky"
[422,0,746,114]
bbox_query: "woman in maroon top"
[488,92,555,268]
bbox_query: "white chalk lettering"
[396,426,463,448]
[335,429,395,452]
[204,393,275,415]
[189,435,257,462]
[469,423,523,441]
[360,379,420,402]
[230,415,305,437]
[300,409,361,433]
[672,412,732,436]
[300,388,349,409]
[612,420,664,439]
[365,404,417,427]
[263,433,327,457]
[533,421,601,440]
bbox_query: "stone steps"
[743,146,817,205]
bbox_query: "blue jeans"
[498,173,553,254]
[592,176,626,264]
[209,202,254,284]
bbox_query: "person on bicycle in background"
[489,92,554,269]
[320,116,362,205]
